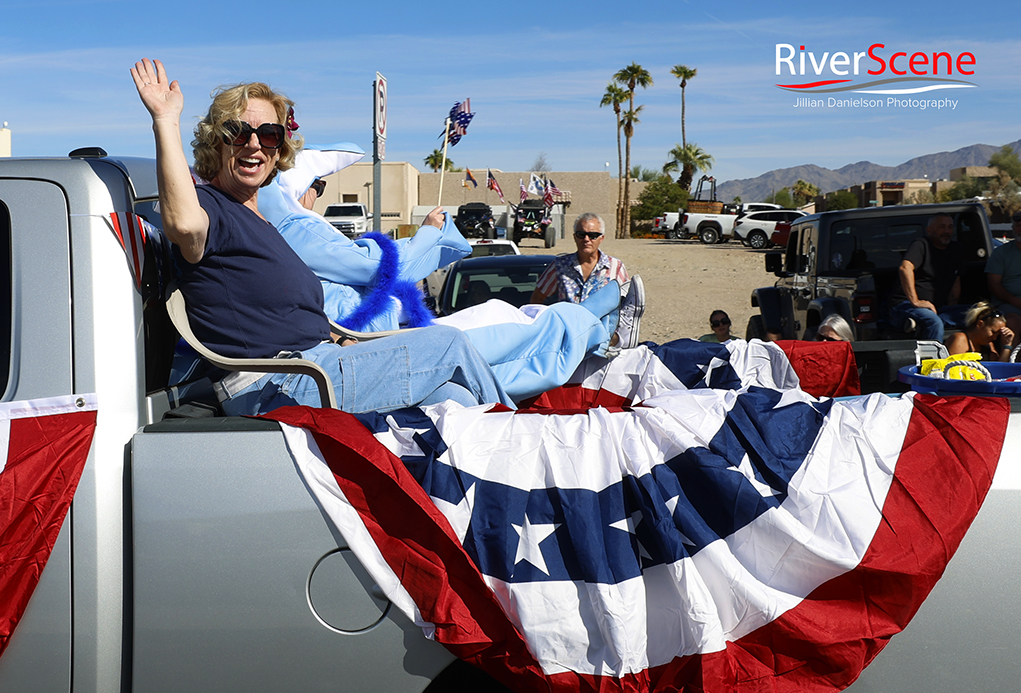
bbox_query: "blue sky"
[0,0,1017,184]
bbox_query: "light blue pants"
[459,280,620,402]
[220,325,514,416]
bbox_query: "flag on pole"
[445,99,474,146]
[267,338,1006,693]
[519,178,528,203]
[547,178,562,196]
[0,394,98,659]
[527,172,545,195]
[543,177,555,207]
[486,170,505,202]
[462,168,478,189]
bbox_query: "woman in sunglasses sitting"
[945,301,1015,361]
[131,58,513,415]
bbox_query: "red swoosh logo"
[775,80,853,89]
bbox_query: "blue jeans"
[220,325,514,416]
[889,301,967,341]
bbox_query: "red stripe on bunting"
[123,213,145,288]
[0,408,98,658]
[109,211,126,249]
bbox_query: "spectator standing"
[984,209,1021,347]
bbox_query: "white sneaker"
[615,275,645,349]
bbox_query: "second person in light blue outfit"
[259,144,622,402]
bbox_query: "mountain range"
[716,139,1021,203]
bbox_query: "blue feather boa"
[337,231,435,331]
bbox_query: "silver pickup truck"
[0,152,1017,692]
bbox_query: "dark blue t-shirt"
[174,185,329,358]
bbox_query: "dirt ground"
[516,234,775,344]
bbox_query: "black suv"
[513,199,556,248]
[454,202,497,239]
[748,202,994,342]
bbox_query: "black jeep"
[454,202,497,239]
[748,202,994,342]
[513,199,556,248]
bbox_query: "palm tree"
[669,64,697,149]
[791,179,820,206]
[662,143,714,191]
[614,63,653,238]
[600,83,628,234]
[424,149,454,173]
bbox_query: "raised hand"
[423,206,445,229]
[130,58,183,122]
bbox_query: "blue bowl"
[898,362,1021,396]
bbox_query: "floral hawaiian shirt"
[534,251,629,304]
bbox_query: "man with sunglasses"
[984,209,1021,348]
[530,213,645,349]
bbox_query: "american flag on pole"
[520,178,528,203]
[0,394,98,659]
[445,99,474,147]
[486,170,505,202]
[267,339,1004,692]
[543,178,555,207]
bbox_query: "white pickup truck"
[0,150,1018,692]
[323,202,369,238]
[656,203,783,243]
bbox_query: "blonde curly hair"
[191,82,303,185]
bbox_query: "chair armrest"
[166,288,338,409]
[329,320,419,342]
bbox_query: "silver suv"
[734,209,806,249]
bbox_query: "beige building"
[850,179,933,207]
[950,166,998,181]
[309,161,640,235]
[818,177,955,210]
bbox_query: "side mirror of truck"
[765,252,784,276]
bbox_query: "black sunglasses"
[815,334,840,342]
[574,231,603,240]
[222,121,286,149]
[310,178,327,197]
[711,318,731,328]
[978,309,1004,323]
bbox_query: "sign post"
[372,72,387,233]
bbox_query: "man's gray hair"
[574,213,605,235]
[927,213,953,230]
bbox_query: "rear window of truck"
[820,209,987,275]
